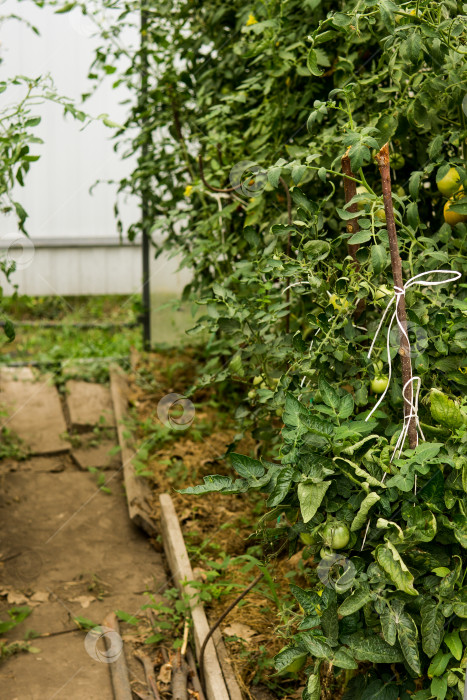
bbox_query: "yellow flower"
[246,13,258,26]
[184,184,193,197]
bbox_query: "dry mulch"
[127,349,313,699]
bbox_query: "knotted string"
[365,270,462,460]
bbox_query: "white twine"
[282,280,311,294]
[365,269,462,460]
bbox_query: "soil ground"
[0,350,315,700]
[0,368,167,699]
[128,351,306,700]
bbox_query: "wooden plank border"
[109,365,157,537]
[159,493,232,700]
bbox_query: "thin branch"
[280,176,293,333]
[341,150,360,264]
[198,571,264,690]
[341,151,366,319]
[180,618,190,658]
[134,650,161,700]
[198,154,239,193]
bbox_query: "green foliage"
[51,0,467,696]
[0,295,141,377]
[0,409,28,460]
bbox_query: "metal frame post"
[140,4,150,349]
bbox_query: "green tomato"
[322,522,350,550]
[390,153,405,170]
[437,167,461,197]
[247,389,256,400]
[280,653,308,674]
[300,532,317,546]
[444,196,467,227]
[371,376,389,394]
[228,354,243,376]
[252,375,263,386]
[355,185,371,209]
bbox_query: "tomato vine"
[51,0,467,696]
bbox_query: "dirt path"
[0,368,167,699]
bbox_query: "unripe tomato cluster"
[355,185,386,221]
[438,167,467,227]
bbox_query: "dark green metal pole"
[140,4,151,349]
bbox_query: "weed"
[88,467,112,494]
[142,588,191,650]
[0,413,28,460]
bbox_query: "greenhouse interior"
[1,1,467,699]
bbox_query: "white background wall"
[1,0,139,242]
[0,1,190,298]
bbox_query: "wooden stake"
[375,143,417,449]
[159,494,230,700]
[198,571,264,690]
[186,646,207,700]
[208,626,243,700]
[193,569,244,700]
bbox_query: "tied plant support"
[366,270,462,461]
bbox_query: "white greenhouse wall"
[0,2,189,299]
[0,238,191,297]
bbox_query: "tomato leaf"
[421,599,445,657]
[338,586,372,617]
[307,48,324,77]
[375,542,418,596]
[397,611,421,675]
[297,480,331,523]
[350,492,380,532]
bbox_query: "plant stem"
[341,151,366,319]
[341,151,360,264]
[198,571,264,691]
[375,143,417,449]
[280,176,292,333]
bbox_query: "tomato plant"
[62,0,467,697]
